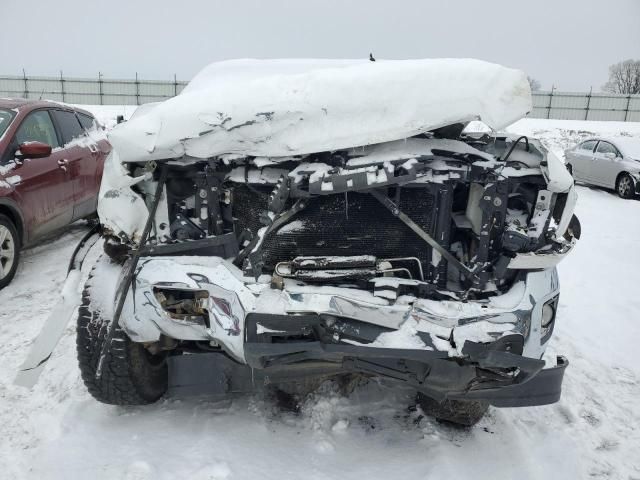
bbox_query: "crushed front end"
[97,130,579,407]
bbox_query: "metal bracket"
[370,189,481,283]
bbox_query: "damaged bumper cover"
[244,342,568,408]
[121,257,567,407]
[167,334,568,408]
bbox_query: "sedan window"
[579,140,597,152]
[77,113,96,131]
[596,141,619,156]
[15,110,60,148]
[51,110,85,145]
[0,109,14,139]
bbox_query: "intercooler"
[232,185,452,283]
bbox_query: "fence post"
[135,72,140,105]
[624,94,632,122]
[60,71,65,103]
[98,72,104,105]
[22,69,28,99]
[584,86,592,120]
[547,85,554,119]
[173,74,178,97]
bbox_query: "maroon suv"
[0,98,110,288]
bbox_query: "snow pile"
[505,118,640,161]
[72,104,138,130]
[370,318,431,350]
[107,58,531,162]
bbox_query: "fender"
[14,226,101,389]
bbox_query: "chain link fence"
[0,73,188,105]
[531,90,640,122]
[1,73,640,121]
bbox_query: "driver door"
[9,109,74,241]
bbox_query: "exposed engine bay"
[101,128,579,303]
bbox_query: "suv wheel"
[417,393,489,427]
[0,214,19,290]
[616,173,636,199]
[76,255,168,405]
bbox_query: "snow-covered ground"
[507,118,640,161]
[1,116,640,479]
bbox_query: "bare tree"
[603,59,640,94]
[527,76,541,91]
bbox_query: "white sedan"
[565,137,640,198]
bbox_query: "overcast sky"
[2,0,639,91]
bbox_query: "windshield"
[0,109,15,139]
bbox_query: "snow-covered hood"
[108,58,532,163]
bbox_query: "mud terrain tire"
[76,256,167,405]
[417,393,489,427]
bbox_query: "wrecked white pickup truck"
[73,59,579,425]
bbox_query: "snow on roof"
[108,58,532,162]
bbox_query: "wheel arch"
[615,171,635,188]
[615,171,638,198]
[0,199,26,246]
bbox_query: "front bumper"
[167,331,568,407]
[117,256,568,406]
[123,257,561,362]
[241,312,568,407]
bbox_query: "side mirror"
[604,152,616,160]
[16,141,52,160]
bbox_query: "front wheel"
[417,393,489,427]
[0,214,20,290]
[616,173,636,199]
[76,255,168,405]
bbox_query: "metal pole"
[98,72,103,105]
[135,72,140,105]
[624,94,632,122]
[584,86,592,120]
[22,69,28,99]
[60,70,65,103]
[547,85,554,119]
[96,164,169,377]
[173,74,178,97]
